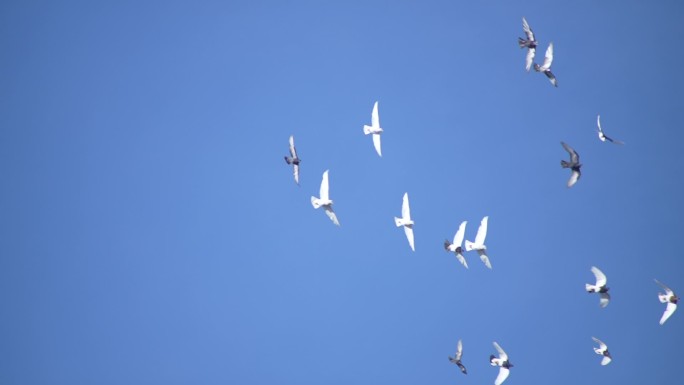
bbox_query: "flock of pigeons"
[283,17,678,385]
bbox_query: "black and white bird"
[465,216,491,269]
[444,221,468,268]
[363,101,383,157]
[560,141,582,188]
[586,266,610,308]
[490,342,512,385]
[655,279,678,325]
[311,170,339,226]
[597,115,624,145]
[518,17,537,71]
[394,192,415,251]
[534,42,557,87]
[448,339,467,375]
[284,135,301,185]
[591,337,612,366]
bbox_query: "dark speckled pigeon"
[448,339,467,375]
[534,43,557,87]
[284,135,301,185]
[518,17,537,71]
[560,141,581,188]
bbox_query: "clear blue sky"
[1,1,683,384]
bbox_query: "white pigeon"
[464,216,491,269]
[591,337,612,366]
[284,135,301,185]
[394,192,415,251]
[363,101,383,157]
[448,339,467,375]
[444,221,468,268]
[490,342,512,385]
[518,17,538,72]
[597,115,624,145]
[586,266,610,308]
[533,42,557,87]
[311,170,339,226]
[655,279,678,325]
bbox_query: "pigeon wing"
[495,367,510,385]
[289,135,298,158]
[371,101,380,128]
[568,169,580,188]
[404,225,415,251]
[455,339,463,361]
[540,42,554,71]
[493,342,508,361]
[479,250,492,269]
[591,266,607,287]
[601,355,612,366]
[592,336,607,350]
[522,17,535,41]
[372,133,382,157]
[474,216,488,245]
[599,292,610,308]
[320,170,330,200]
[456,253,468,269]
[402,192,411,221]
[525,47,536,72]
[660,302,677,325]
[655,279,674,295]
[545,70,558,87]
[453,221,467,245]
[293,163,300,185]
[561,142,579,163]
[324,206,340,226]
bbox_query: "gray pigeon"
[284,135,301,185]
[518,17,537,71]
[448,339,467,374]
[560,142,581,188]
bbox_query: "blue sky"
[1,1,683,384]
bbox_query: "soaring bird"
[448,339,467,375]
[518,17,537,71]
[284,135,301,185]
[363,101,383,157]
[394,192,415,251]
[445,221,468,268]
[655,279,678,325]
[560,142,582,188]
[586,266,610,308]
[465,216,491,269]
[490,342,512,385]
[597,115,625,145]
[534,43,557,87]
[311,170,339,226]
[592,337,612,366]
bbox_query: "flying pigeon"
[586,266,610,308]
[591,337,612,366]
[363,101,383,157]
[445,221,468,268]
[534,42,557,87]
[394,192,415,251]
[597,115,625,145]
[448,339,467,375]
[655,279,678,325]
[490,342,512,385]
[284,135,301,185]
[518,17,537,71]
[311,170,339,226]
[560,141,582,188]
[464,216,491,269]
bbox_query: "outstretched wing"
[371,101,380,128]
[293,163,299,185]
[525,46,536,72]
[567,169,580,188]
[455,339,463,361]
[655,279,674,296]
[402,192,411,221]
[453,221,467,245]
[479,250,492,269]
[592,336,607,350]
[591,266,607,287]
[660,302,677,325]
[320,170,330,200]
[324,206,340,226]
[540,42,554,71]
[372,133,382,157]
[493,341,507,361]
[522,17,535,41]
[561,141,579,163]
[404,225,415,251]
[289,135,298,158]
[599,292,610,308]
[495,367,510,385]
[456,253,468,268]
[474,216,488,245]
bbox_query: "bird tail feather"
[394,217,403,227]
[560,160,570,168]
[585,284,594,292]
[311,197,321,209]
[518,38,527,48]
[464,240,475,251]
[363,125,373,135]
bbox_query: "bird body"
[490,342,512,385]
[534,42,557,87]
[597,115,625,144]
[363,101,383,157]
[448,339,467,374]
[586,266,610,308]
[560,141,582,187]
[284,135,301,185]
[592,337,612,365]
[394,192,415,251]
[655,279,678,325]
